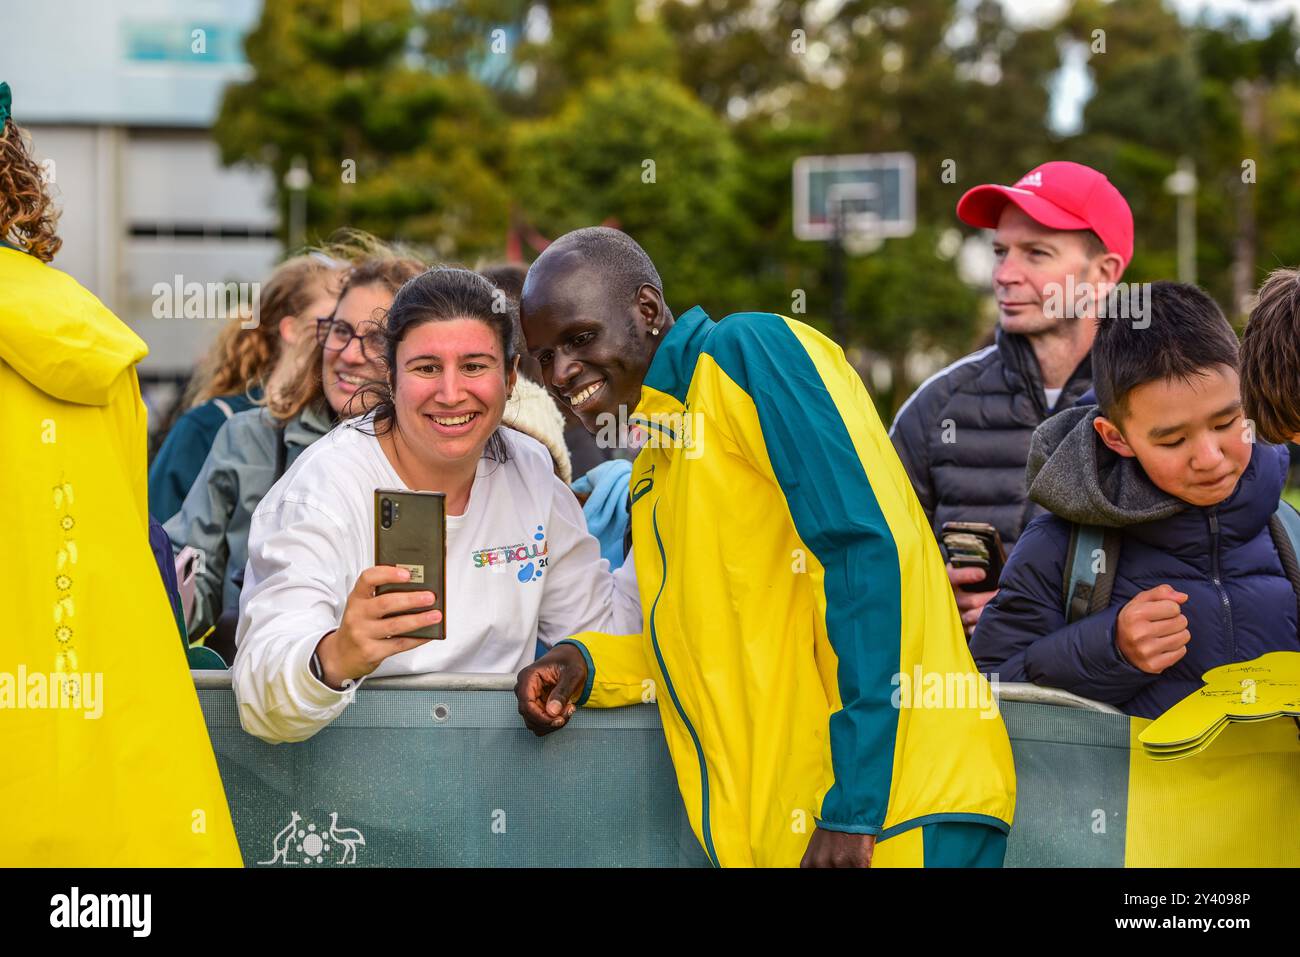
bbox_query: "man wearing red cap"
[890,161,1133,634]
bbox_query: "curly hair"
[0,115,61,262]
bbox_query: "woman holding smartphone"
[233,267,640,743]
[165,249,424,658]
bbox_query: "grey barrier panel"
[1000,702,1130,868]
[201,688,710,867]
[201,683,1129,867]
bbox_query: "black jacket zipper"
[1207,508,1236,658]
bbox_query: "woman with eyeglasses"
[232,267,641,744]
[165,251,426,661]
[147,252,344,524]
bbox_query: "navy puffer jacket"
[889,327,1093,551]
[970,405,1300,718]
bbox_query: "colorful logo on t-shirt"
[472,525,548,582]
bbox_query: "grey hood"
[1026,405,1186,528]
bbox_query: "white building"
[8,0,278,376]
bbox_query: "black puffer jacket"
[888,327,1093,551]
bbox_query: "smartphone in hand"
[374,489,447,639]
[941,521,1007,593]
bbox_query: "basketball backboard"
[793,153,916,242]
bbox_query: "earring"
[650,327,660,336]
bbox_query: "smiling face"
[1093,365,1253,507]
[321,283,392,416]
[391,317,516,471]
[520,253,661,433]
[992,204,1120,335]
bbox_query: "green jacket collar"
[635,305,713,422]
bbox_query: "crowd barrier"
[196,675,1300,867]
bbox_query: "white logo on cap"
[1016,171,1043,188]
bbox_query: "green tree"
[658,0,810,115]
[764,0,1062,407]
[1061,2,1300,317]
[844,228,984,411]
[214,0,510,259]
[513,0,679,115]
[816,0,1060,226]
[1058,0,1205,293]
[1256,81,1300,275]
[511,72,749,313]
[1194,13,1300,314]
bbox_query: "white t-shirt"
[232,414,640,743]
[1043,387,1063,411]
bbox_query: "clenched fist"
[1115,584,1190,674]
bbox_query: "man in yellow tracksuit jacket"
[516,227,1016,867]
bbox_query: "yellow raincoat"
[0,245,241,865]
[561,307,1016,867]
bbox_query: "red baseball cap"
[956,161,1134,268]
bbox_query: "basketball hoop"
[793,154,914,345]
[826,183,885,257]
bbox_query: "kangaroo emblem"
[258,810,302,865]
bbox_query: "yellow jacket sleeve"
[556,633,654,709]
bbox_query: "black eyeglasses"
[315,318,386,361]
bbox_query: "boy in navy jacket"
[971,281,1300,717]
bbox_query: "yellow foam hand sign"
[1138,652,1300,760]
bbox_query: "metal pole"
[285,156,312,252]
[289,190,305,252]
[1166,157,1197,285]
[1178,190,1196,286]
